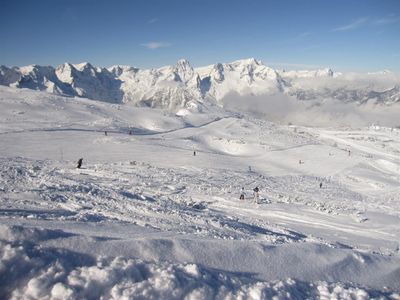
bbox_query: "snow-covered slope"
[1,87,400,298]
[1,59,400,110]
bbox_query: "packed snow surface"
[0,86,399,299]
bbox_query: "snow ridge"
[3,225,394,300]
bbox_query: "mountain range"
[1,58,399,110]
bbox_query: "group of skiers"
[240,186,260,203]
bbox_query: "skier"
[193,150,196,156]
[105,131,108,136]
[239,187,245,200]
[77,158,83,169]
[319,182,323,189]
[253,187,260,204]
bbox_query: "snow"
[0,86,400,298]
[5,225,396,299]
[2,58,400,110]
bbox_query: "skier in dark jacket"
[77,158,83,169]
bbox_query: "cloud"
[140,42,172,50]
[147,18,158,24]
[222,92,400,128]
[373,15,400,25]
[332,17,368,32]
[332,15,399,32]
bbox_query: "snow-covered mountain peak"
[224,58,280,85]
[56,62,75,72]
[57,62,74,70]
[18,64,53,75]
[73,62,100,77]
[108,65,138,77]
[73,62,94,71]
[174,59,195,83]
[230,58,275,74]
[210,63,225,82]
[55,63,76,84]
[175,58,192,67]
[0,58,399,108]
[231,58,262,67]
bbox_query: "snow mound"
[0,224,74,243]
[1,225,396,300]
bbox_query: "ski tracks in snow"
[0,156,390,251]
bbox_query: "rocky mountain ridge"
[1,59,399,109]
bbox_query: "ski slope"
[0,86,399,299]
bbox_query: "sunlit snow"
[0,85,399,299]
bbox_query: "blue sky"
[1,0,399,71]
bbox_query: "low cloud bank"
[223,92,400,128]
